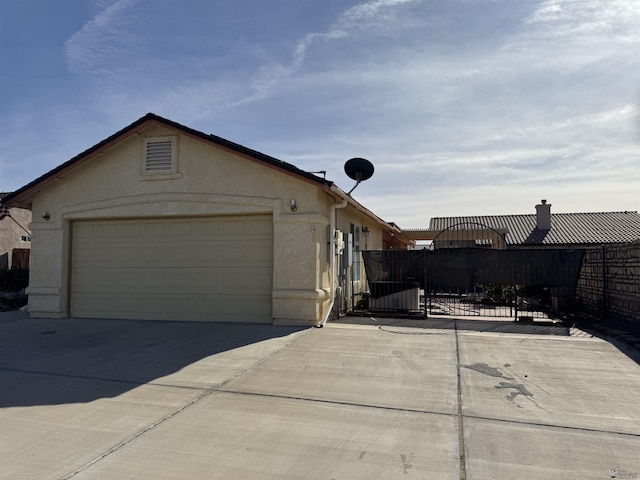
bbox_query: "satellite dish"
[344,157,374,182]
[344,157,374,195]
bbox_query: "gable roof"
[2,113,331,207]
[429,211,640,246]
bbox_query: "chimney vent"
[535,200,551,230]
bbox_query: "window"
[21,235,32,242]
[143,136,178,177]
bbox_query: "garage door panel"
[95,223,120,239]
[250,246,272,263]
[249,270,274,290]
[222,219,248,236]
[73,244,117,267]
[119,246,144,264]
[249,217,272,234]
[141,222,166,237]
[73,293,119,317]
[119,222,142,237]
[167,221,193,237]
[220,245,247,263]
[192,219,221,236]
[74,267,273,295]
[194,246,221,264]
[73,223,94,240]
[71,216,273,322]
[72,292,273,323]
[71,270,116,292]
[119,295,145,313]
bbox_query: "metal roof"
[428,211,640,246]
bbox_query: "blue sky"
[1,0,639,227]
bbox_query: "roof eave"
[3,113,331,209]
[325,185,414,244]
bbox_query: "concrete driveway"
[1,312,639,479]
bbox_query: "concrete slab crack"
[57,327,312,480]
[454,320,467,480]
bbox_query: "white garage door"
[71,215,273,322]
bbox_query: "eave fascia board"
[325,184,399,232]
[3,113,331,208]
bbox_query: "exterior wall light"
[289,199,297,212]
[42,211,50,221]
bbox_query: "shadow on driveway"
[0,315,305,408]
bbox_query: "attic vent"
[145,141,173,171]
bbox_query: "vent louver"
[145,141,172,171]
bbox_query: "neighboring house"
[2,113,410,325]
[0,194,31,270]
[404,200,640,249]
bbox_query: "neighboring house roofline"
[426,211,640,246]
[1,192,28,211]
[3,113,332,208]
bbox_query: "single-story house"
[403,200,640,249]
[0,194,31,270]
[2,113,411,325]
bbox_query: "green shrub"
[477,283,513,305]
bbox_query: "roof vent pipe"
[536,199,551,230]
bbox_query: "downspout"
[317,189,348,328]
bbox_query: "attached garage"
[70,215,273,322]
[3,113,400,325]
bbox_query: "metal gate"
[357,223,585,321]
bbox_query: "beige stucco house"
[3,113,410,326]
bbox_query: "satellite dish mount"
[344,157,375,195]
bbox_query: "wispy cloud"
[65,0,141,76]
[71,0,428,121]
[525,0,639,35]
[2,0,638,223]
[234,0,423,107]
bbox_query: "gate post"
[601,244,607,321]
[423,247,428,318]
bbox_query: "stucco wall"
[334,205,385,312]
[24,123,382,325]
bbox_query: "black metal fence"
[359,248,585,320]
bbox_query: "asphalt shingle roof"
[428,211,640,246]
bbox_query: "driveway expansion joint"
[216,388,455,417]
[454,320,467,480]
[56,326,313,480]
